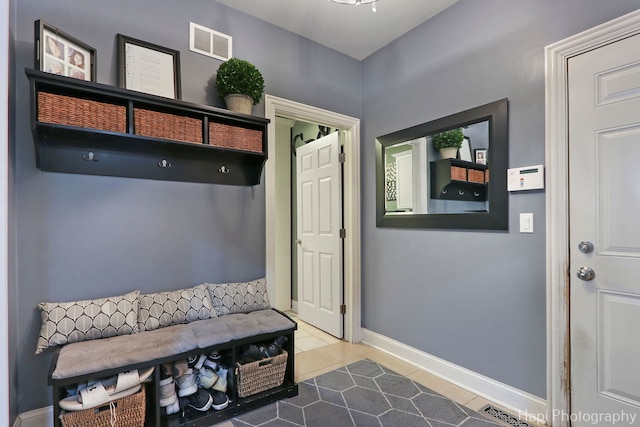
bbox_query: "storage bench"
[38,280,298,427]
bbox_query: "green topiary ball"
[215,58,265,105]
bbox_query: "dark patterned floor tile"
[412,393,468,424]
[346,360,384,377]
[233,402,278,425]
[352,374,379,391]
[318,385,348,407]
[350,410,382,427]
[375,373,422,398]
[379,409,431,427]
[279,401,305,425]
[285,381,320,407]
[385,393,421,416]
[303,401,353,427]
[343,386,391,416]
[316,369,355,391]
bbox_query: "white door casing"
[296,132,343,338]
[264,94,361,344]
[568,33,640,425]
[546,9,640,427]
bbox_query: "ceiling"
[214,0,460,60]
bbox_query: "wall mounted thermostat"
[507,165,544,191]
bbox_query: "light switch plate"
[520,213,534,233]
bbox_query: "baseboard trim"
[14,406,52,427]
[361,328,548,424]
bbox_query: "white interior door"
[569,33,640,425]
[296,132,343,338]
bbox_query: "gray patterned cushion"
[205,278,270,316]
[137,284,214,332]
[36,291,139,354]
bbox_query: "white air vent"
[189,22,232,61]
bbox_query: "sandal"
[59,366,154,411]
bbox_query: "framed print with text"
[117,34,181,99]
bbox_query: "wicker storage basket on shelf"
[236,351,288,398]
[467,169,486,184]
[450,166,467,181]
[134,108,203,144]
[59,387,146,427]
[37,92,127,134]
[209,122,263,153]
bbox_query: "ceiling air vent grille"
[189,22,232,61]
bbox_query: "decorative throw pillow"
[137,284,214,332]
[205,278,270,317]
[36,290,140,354]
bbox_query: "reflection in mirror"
[376,98,508,230]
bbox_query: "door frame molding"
[545,9,640,426]
[264,95,362,343]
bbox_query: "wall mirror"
[376,98,508,230]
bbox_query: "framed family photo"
[475,148,488,165]
[117,34,182,99]
[34,20,96,82]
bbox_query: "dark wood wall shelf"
[430,158,488,201]
[26,69,269,186]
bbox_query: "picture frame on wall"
[475,148,487,165]
[34,20,96,82]
[117,34,181,99]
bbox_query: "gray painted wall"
[10,0,360,412]
[361,0,639,399]
[9,0,640,417]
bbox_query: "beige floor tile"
[296,335,335,352]
[363,349,421,377]
[294,328,310,339]
[407,368,477,406]
[210,420,235,427]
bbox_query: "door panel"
[569,33,640,425]
[296,132,343,338]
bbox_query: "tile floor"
[211,312,544,427]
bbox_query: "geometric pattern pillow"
[137,284,214,332]
[35,291,140,355]
[205,278,270,317]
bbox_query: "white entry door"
[569,33,640,425]
[296,132,343,338]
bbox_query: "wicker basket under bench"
[48,309,298,427]
[27,68,269,186]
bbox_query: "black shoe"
[210,391,229,411]
[264,336,288,357]
[186,389,213,412]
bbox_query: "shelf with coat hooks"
[430,158,488,201]
[26,68,269,185]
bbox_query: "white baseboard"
[18,330,547,427]
[14,406,52,427]
[361,328,548,425]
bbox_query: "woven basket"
[236,351,288,398]
[134,108,203,144]
[450,166,467,181]
[59,388,146,427]
[38,92,126,133]
[467,169,485,184]
[209,122,263,153]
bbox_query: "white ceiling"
[214,0,460,60]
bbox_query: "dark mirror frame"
[376,98,509,230]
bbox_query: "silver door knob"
[578,241,594,254]
[576,267,595,281]
[296,240,302,245]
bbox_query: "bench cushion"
[52,309,295,380]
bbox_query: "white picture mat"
[42,27,91,81]
[124,43,176,98]
[460,137,472,162]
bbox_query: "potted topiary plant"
[215,58,265,115]
[432,128,464,159]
